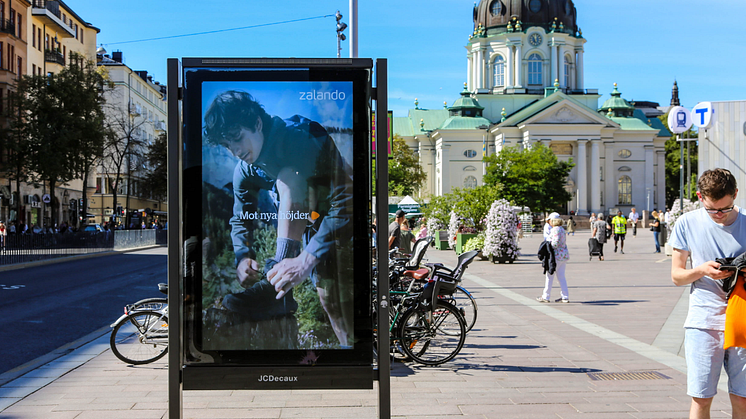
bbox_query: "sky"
[74,0,746,118]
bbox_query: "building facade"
[94,50,168,227]
[0,0,98,227]
[394,0,669,216]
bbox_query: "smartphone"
[719,264,739,271]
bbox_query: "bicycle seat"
[158,283,168,295]
[404,268,429,280]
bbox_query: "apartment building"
[0,0,98,228]
[94,50,168,227]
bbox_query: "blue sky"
[75,0,745,118]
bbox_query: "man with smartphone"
[669,168,746,419]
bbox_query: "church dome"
[473,0,578,35]
[599,83,635,118]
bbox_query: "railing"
[0,19,14,36]
[32,0,61,19]
[0,229,167,265]
[45,50,65,66]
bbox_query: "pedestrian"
[566,216,576,236]
[0,221,6,249]
[589,212,597,224]
[389,210,405,250]
[591,215,609,260]
[668,168,746,418]
[651,213,661,253]
[612,210,627,254]
[537,213,569,303]
[628,207,640,237]
[664,209,672,226]
[543,212,557,241]
[399,218,416,255]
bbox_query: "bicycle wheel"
[110,310,169,365]
[397,301,466,366]
[440,286,477,332]
[130,298,168,312]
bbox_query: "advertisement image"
[200,80,355,352]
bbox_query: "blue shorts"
[685,328,746,399]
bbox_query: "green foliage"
[141,132,168,201]
[388,135,426,196]
[421,193,459,230]
[463,232,485,253]
[659,113,698,209]
[483,143,574,213]
[451,185,500,231]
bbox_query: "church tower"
[670,80,680,106]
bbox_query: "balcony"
[31,0,75,38]
[45,50,65,66]
[0,19,15,37]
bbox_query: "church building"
[393,0,670,215]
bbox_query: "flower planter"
[489,254,516,264]
[433,230,451,250]
[455,233,478,254]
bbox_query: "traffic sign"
[667,106,692,134]
[691,102,715,129]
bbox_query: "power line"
[105,14,334,46]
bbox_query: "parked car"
[82,224,103,233]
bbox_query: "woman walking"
[537,213,570,303]
[566,216,576,236]
[591,215,609,260]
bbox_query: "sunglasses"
[703,206,734,215]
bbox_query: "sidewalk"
[0,229,736,418]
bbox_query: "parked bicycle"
[109,283,169,365]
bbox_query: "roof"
[393,109,450,137]
[632,109,671,137]
[498,90,601,127]
[439,115,492,130]
[606,116,658,131]
[599,84,635,113]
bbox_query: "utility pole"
[349,0,358,58]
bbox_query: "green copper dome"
[448,83,485,118]
[599,83,635,118]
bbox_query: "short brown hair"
[698,168,737,200]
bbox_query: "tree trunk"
[49,179,56,229]
[82,167,89,227]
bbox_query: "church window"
[464,176,478,189]
[528,53,542,85]
[529,0,542,13]
[564,55,571,88]
[490,0,503,15]
[493,55,505,87]
[464,149,478,158]
[618,176,632,205]
[618,149,631,158]
[463,166,477,171]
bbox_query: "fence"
[0,229,167,266]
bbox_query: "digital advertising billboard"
[179,59,373,389]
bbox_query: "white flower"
[483,199,520,259]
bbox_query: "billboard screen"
[180,60,373,385]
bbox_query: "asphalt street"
[0,247,167,375]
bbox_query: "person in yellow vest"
[612,210,627,254]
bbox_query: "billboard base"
[183,366,374,390]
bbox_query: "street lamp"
[335,11,347,58]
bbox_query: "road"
[0,247,167,375]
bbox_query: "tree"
[451,185,500,231]
[659,113,697,209]
[0,92,31,223]
[141,132,167,203]
[483,143,574,214]
[388,135,426,196]
[102,83,150,224]
[9,53,110,228]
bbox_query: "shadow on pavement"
[580,299,648,306]
[464,343,545,350]
[448,363,602,374]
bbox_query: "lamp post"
[335,11,347,58]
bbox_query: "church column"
[437,139,451,196]
[505,45,514,88]
[645,145,654,210]
[575,47,584,91]
[475,49,483,89]
[590,139,600,213]
[467,52,473,91]
[549,44,557,86]
[514,44,522,87]
[558,47,566,89]
[577,140,588,215]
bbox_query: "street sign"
[691,102,715,129]
[667,106,692,134]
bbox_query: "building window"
[490,0,502,15]
[80,27,84,44]
[32,24,35,47]
[16,14,20,39]
[0,2,4,22]
[564,55,570,88]
[17,56,21,75]
[37,28,41,51]
[528,53,542,85]
[464,176,478,189]
[32,63,35,75]
[464,149,478,158]
[618,176,632,205]
[493,55,505,87]
[618,149,631,158]
[0,42,3,70]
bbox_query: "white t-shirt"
[628,211,639,223]
[668,207,746,330]
[543,222,552,240]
